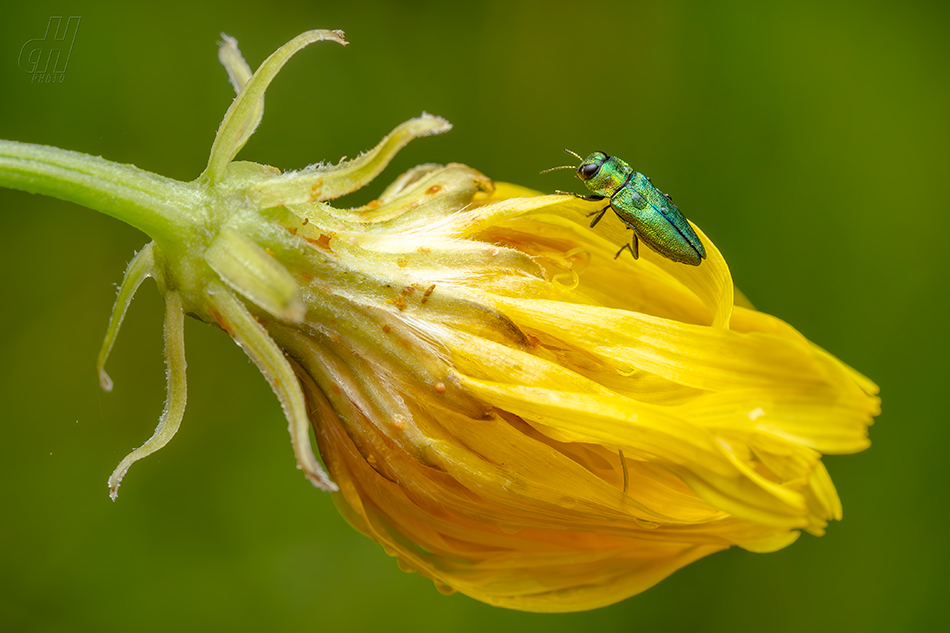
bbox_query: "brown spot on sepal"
[210,309,234,336]
[388,295,408,311]
[308,178,325,202]
[305,233,335,252]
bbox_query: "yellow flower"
[0,30,879,612]
[296,178,880,611]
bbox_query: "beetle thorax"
[583,154,633,198]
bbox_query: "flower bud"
[0,29,879,613]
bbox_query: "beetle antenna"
[563,148,584,161]
[540,165,576,175]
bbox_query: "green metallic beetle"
[543,149,706,266]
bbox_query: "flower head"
[0,30,880,612]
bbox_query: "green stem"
[0,140,196,243]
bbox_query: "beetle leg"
[614,233,640,260]
[588,205,611,228]
[556,190,606,202]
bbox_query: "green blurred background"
[1,1,946,631]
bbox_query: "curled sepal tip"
[108,291,188,500]
[207,284,337,491]
[97,243,156,392]
[217,33,254,95]
[205,29,347,182]
[245,113,452,208]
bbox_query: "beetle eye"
[578,163,600,180]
